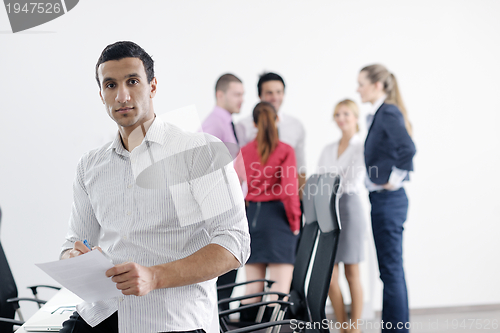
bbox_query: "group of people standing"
[202,65,416,333]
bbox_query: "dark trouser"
[59,311,205,333]
[217,269,238,311]
[59,312,118,333]
[369,188,409,333]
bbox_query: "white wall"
[1,0,499,317]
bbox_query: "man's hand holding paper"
[106,262,158,297]
[36,249,122,303]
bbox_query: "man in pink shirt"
[201,74,244,155]
[201,73,245,310]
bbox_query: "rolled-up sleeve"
[188,134,251,267]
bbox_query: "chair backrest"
[302,174,321,225]
[306,173,341,332]
[0,206,19,332]
[288,174,320,320]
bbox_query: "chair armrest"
[217,279,275,291]
[218,291,290,305]
[219,300,292,317]
[27,285,61,297]
[225,319,307,333]
[0,316,24,326]
[7,297,46,305]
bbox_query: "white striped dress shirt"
[61,117,250,333]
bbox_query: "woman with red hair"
[239,101,301,321]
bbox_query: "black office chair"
[0,208,22,331]
[219,173,341,333]
[218,174,322,330]
[308,173,342,329]
[0,206,60,331]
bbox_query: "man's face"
[98,57,156,131]
[259,80,284,112]
[220,82,244,114]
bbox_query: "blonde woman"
[357,64,416,333]
[317,99,366,333]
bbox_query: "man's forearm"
[151,243,240,290]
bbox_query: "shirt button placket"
[123,161,135,255]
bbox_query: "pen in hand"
[63,240,98,259]
[83,239,92,251]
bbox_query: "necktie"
[231,121,239,146]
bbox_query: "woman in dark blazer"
[357,64,416,333]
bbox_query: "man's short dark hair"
[95,41,154,89]
[257,72,285,96]
[215,74,242,94]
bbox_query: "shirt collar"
[144,116,167,145]
[213,105,233,123]
[338,134,360,147]
[349,133,361,144]
[107,116,167,154]
[369,94,387,115]
[108,131,126,155]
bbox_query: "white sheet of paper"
[36,250,122,303]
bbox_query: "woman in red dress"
[239,101,301,319]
